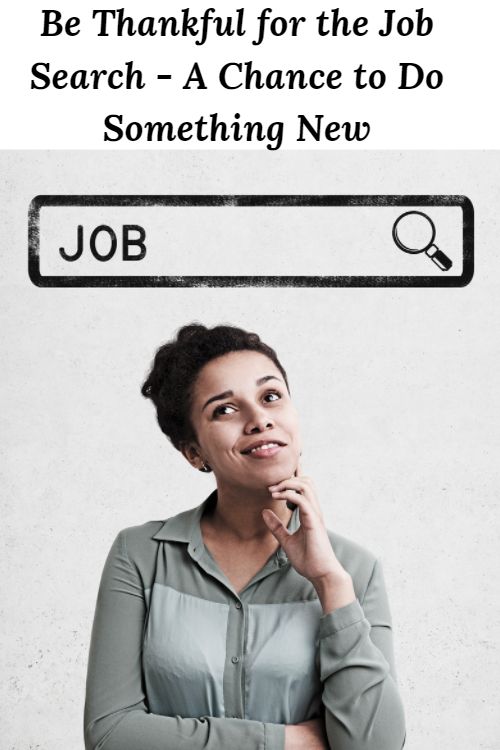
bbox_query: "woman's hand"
[262,465,356,614]
[285,718,329,750]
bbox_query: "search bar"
[29,195,474,287]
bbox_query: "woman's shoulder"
[326,528,380,601]
[114,518,166,556]
[104,519,167,583]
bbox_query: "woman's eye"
[212,404,236,418]
[263,391,281,403]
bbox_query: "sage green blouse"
[84,492,406,750]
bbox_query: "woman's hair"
[141,323,289,450]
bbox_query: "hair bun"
[177,323,207,343]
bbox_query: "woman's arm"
[282,562,406,750]
[84,531,284,750]
[263,472,406,750]
[317,559,406,750]
[284,718,329,750]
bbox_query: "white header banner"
[1,1,498,149]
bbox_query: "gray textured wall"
[1,150,499,749]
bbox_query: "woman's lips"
[242,442,284,459]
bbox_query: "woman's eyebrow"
[256,375,281,386]
[201,376,282,411]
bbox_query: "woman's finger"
[295,461,315,488]
[269,477,309,494]
[269,476,321,513]
[261,508,291,545]
[269,489,320,527]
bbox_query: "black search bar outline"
[28,194,474,288]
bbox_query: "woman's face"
[186,350,301,493]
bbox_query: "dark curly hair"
[141,323,289,450]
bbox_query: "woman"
[84,324,406,750]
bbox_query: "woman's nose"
[244,406,275,434]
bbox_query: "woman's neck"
[204,484,293,543]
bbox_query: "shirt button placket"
[223,597,245,719]
[232,603,242,665]
[233,602,243,671]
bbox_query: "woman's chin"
[250,462,297,490]
[218,457,299,494]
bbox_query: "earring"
[199,462,212,473]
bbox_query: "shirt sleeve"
[84,531,285,750]
[318,558,406,750]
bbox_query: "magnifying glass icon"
[392,211,453,271]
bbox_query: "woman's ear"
[180,441,201,468]
[180,442,211,472]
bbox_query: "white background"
[1,1,500,748]
[1,149,499,750]
[0,0,499,148]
